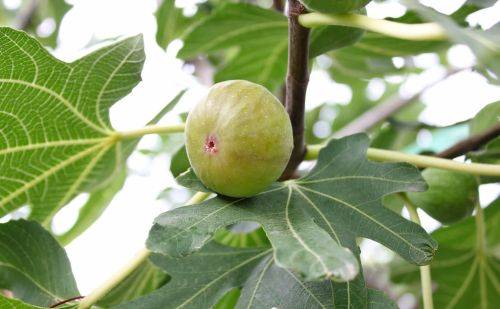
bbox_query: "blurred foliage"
[469,102,500,183]
[392,200,500,309]
[0,0,71,47]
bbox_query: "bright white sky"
[2,0,500,298]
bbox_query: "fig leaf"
[148,134,436,307]
[0,28,144,223]
[0,220,79,306]
[117,242,397,309]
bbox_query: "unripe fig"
[185,80,293,198]
[406,168,479,225]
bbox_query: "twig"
[49,296,84,308]
[333,68,463,138]
[281,0,310,179]
[435,124,500,159]
[14,0,40,30]
[272,0,284,12]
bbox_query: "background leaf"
[55,167,127,246]
[468,102,500,183]
[300,0,371,14]
[117,243,271,309]
[177,3,288,92]
[392,200,500,308]
[470,101,500,135]
[98,260,168,307]
[170,145,190,178]
[0,28,144,224]
[309,25,365,58]
[155,0,207,49]
[118,241,398,309]
[177,3,365,92]
[0,220,79,307]
[407,0,500,82]
[0,296,47,309]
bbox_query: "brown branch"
[281,0,310,179]
[333,68,464,138]
[273,0,284,12]
[435,123,500,159]
[14,0,40,31]
[49,296,84,308]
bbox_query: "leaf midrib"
[297,185,431,261]
[0,262,61,302]
[284,186,331,277]
[0,79,108,134]
[0,138,109,156]
[0,139,113,213]
[175,249,272,309]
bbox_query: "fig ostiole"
[406,168,479,225]
[185,80,293,198]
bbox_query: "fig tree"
[185,80,293,197]
[406,168,479,224]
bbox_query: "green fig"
[185,80,293,197]
[406,168,479,224]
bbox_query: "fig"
[406,168,479,225]
[185,80,293,197]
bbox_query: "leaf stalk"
[115,124,185,140]
[298,13,447,41]
[305,144,500,177]
[403,198,434,309]
[77,191,210,308]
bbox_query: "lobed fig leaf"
[185,80,293,197]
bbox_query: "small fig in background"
[185,80,293,198]
[406,168,479,225]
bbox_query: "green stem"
[475,200,487,254]
[78,248,151,309]
[298,12,447,41]
[116,123,185,140]
[305,145,500,177]
[77,191,210,309]
[402,196,434,309]
[474,201,488,306]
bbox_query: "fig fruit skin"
[185,80,293,198]
[406,168,479,225]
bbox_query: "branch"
[299,12,447,41]
[272,0,284,12]
[14,0,40,30]
[435,123,500,159]
[333,68,463,138]
[281,0,310,179]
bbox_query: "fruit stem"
[115,124,185,140]
[403,197,434,309]
[298,12,447,41]
[305,144,500,177]
[77,191,210,309]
